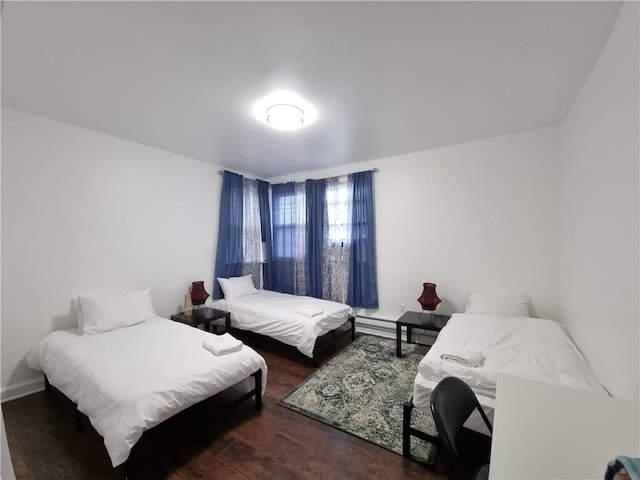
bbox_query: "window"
[272,184,305,259]
[325,177,352,246]
[272,189,295,259]
[271,182,307,295]
[270,171,377,306]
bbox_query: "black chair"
[430,376,493,480]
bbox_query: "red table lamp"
[417,282,441,318]
[191,281,210,309]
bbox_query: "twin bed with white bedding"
[27,292,267,471]
[405,311,608,449]
[211,289,355,364]
[26,282,352,471]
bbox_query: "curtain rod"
[217,168,379,176]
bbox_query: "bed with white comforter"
[413,313,607,435]
[210,290,353,358]
[26,317,267,467]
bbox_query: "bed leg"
[253,369,263,411]
[331,331,336,352]
[402,399,413,457]
[350,316,356,341]
[311,354,318,368]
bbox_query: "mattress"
[210,290,353,357]
[26,317,268,467]
[412,313,607,436]
[418,313,607,399]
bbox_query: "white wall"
[1,108,223,399]
[2,6,636,406]
[268,127,560,322]
[558,3,639,400]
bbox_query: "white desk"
[490,374,639,480]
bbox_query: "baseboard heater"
[354,314,396,339]
[355,314,438,344]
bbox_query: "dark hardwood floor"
[2,336,456,479]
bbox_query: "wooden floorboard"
[2,338,456,479]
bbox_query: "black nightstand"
[396,311,451,357]
[170,307,231,334]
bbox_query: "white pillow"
[465,293,531,318]
[217,274,258,300]
[77,289,156,335]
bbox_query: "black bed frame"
[44,369,263,479]
[402,396,440,462]
[232,315,356,367]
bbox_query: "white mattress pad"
[211,290,353,357]
[26,317,267,467]
[418,313,607,399]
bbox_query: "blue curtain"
[257,180,273,291]
[305,179,326,298]
[270,182,296,294]
[347,171,379,308]
[212,171,244,299]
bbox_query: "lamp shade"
[417,282,441,311]
[190,281,210,306]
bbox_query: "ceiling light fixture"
[253,91,317,131]
[266,104,304,130]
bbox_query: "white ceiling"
[1,1,622,178]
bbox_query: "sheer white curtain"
[242,178,262,288]
[293,182,307,295]
[322,176,353,303]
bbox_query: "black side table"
[170,307,231,334]
[396,311,451,357]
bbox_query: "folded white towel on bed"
[202,333,243,355]
[295,305,324,318]
[440,348,485,368]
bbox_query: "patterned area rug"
[278,334,438,462]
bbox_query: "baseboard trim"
[1,378,44,403]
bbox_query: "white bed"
[26,317,268,468]
[210,289,354,358]
[411,313,607,436]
